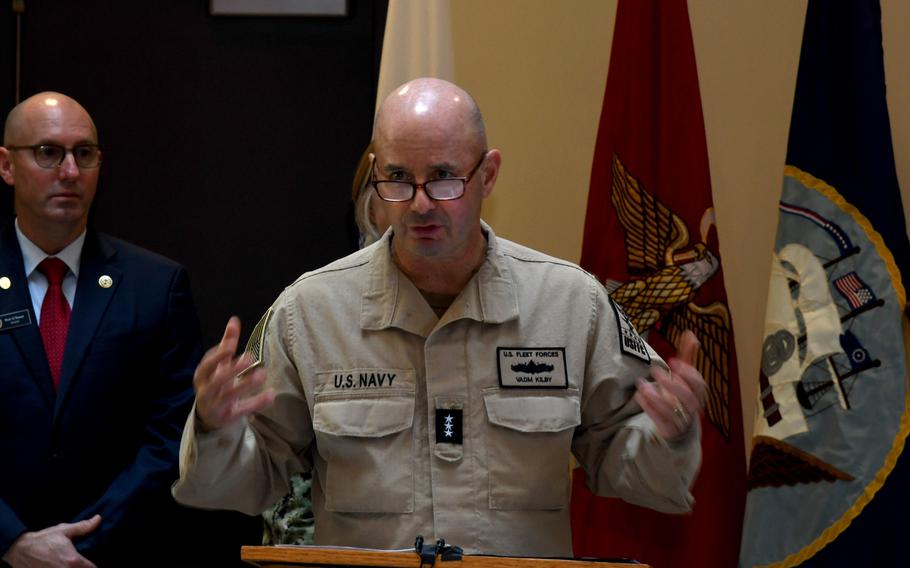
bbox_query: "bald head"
[4,92,97,145]
[374,78,486,155]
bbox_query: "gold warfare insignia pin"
[0,277,10,290]
[98,275,113,288]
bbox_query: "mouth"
[409,224,443,239]
[49,191,80,200]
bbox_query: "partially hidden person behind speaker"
[352,141,392,248]
[174,78,706,557]
[261,140,392,546]
[0,92,203,567]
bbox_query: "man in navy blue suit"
[0,92,203,567]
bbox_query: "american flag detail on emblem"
[833,272,876,310]
[239,307,273,377]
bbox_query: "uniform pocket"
[483,388,581,510]
[313,390,415,513]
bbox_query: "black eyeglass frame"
[370,151,489,202]
[6,143,103,169]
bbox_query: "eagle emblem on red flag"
[607,153,733,440]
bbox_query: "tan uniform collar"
[360,221,519,336]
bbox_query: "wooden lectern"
[240,545,648,568]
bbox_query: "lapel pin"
[0,276,10,290]
[98,275,113,288]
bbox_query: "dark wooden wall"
[0,0,387,347]
[0,1,388,563]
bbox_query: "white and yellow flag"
[375,0,455,111]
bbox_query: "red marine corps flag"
[571,1,746,567]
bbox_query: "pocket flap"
[314,396,414,438]
[483,390,581,433]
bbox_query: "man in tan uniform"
[174,78,705,557]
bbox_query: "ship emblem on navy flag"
[743,170,906,567]
[750,200,887,492]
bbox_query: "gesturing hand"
[634,330,706,440]
[193,317,276,431]
[2,515,101,568]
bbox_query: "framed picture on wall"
[210,0,347,17]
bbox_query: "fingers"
[634,377,684,440]
[213,365,273,418]
[5,522,99,568]
[669,356,707,410]
[197,366,276,432]
[194,317,242,393]
[668,330,706,410]
[209,370,276,429]
[194,318,275,431]
[233,382,277,417]
[636,363,702,440]
[677,329,699,366]
[653,364,700,416]
[60,515,101,539]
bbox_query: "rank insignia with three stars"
[435,408,463,445]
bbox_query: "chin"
[45,210,88,225]
[406,240,446,258]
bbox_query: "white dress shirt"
[15,218,86,324]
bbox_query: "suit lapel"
[0,223,56,409]
[55,230,121,416]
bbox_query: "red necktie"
[38,257,71,388]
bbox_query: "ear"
[479,149,501,199]
[0,147,15,186]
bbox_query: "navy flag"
[740,1,910,567]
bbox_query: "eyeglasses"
[6,144,102,169]
[371,152,488,202]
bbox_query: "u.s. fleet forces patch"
[497,347,568,388]
[609,297,651,363]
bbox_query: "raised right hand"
[193,316,276,431]
[2,515,101,568]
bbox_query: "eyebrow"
[379,161,459,174]
[33,138,98,146]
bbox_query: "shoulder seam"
[288,257,371,288]
[500,251,598,280]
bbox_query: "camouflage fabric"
[262,472,315,545]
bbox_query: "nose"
[409,184,436,215]
[57,151,80,180]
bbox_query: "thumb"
[677,330,700,366]
[61,515,102,539]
